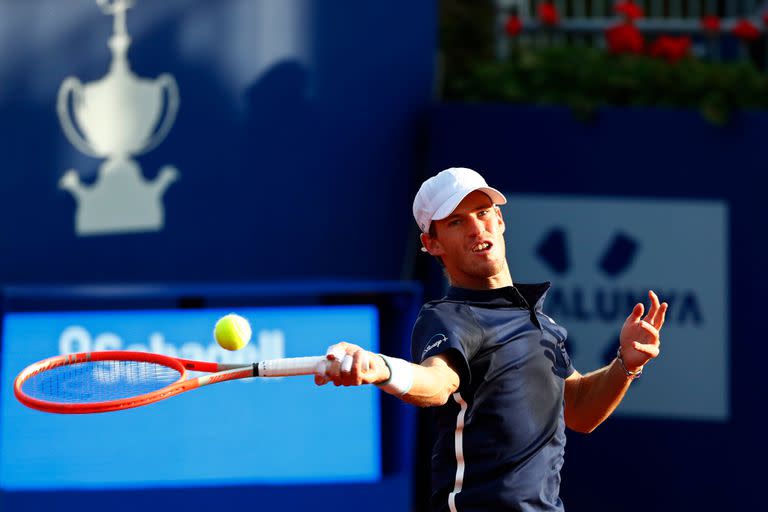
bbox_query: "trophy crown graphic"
[57,0,180,236]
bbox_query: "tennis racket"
[14,350,325,414]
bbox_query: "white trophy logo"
[57,0,180,236]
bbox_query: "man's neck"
[448,263,513,290]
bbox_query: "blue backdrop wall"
[0,0,435,283]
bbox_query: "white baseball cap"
[413,167,507,233]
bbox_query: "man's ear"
[495,206,505,234]
[421,232,445,256]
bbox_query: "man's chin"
[465,260,505,279]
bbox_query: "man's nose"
[466,215,483,236]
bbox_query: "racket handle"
[256,356,326,377]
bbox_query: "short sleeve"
[410,303,476,387]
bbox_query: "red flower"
[605,23,644,54]
[732,19,761,41]
[538,1,559,27]
[701,15,721,33]
[505,15,522,37]
[649,35,692,63]
[614,1,644,21]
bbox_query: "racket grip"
[256,356,326,377]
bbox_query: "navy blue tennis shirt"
[411,283,575,512]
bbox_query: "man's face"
[423,190,507,285]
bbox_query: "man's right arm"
[315,342,460,407]
[400,354,460,407]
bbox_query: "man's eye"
[449,219,461,226]
[478,209,489,217]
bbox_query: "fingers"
[627,302,644,324]
[338,350,375,386]
[633,340,660,359]
[620,315,661,357]
[643,290,660,324]
[354,350,372,374]
[326,343,348,363]
[314,345,343,386]
[622,319,661,366]
[340,353,360,386]
[314,360,330,386]
[314,342,373,387]
[638,320,659,340]
[655,302,668,330]
[641,290,669,330]
[341,354,354,373]
[618,291,666,370]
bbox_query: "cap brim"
[432,186,507,221]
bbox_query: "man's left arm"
[564,290,668,433]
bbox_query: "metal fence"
[494,0,768,61]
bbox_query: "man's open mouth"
[471,242,492,253]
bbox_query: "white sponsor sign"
[504,195,728,420]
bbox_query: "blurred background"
[0,0,761,510]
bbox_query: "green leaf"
[445,46,768,125]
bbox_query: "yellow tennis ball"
[214,314,252,351]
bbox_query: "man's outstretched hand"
[314,342,390,387]
[619,290,668,373]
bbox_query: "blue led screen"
[0,306,380,489]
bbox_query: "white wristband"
[375,354,414,396]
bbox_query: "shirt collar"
[445,282,551,311]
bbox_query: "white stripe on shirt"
[448,392,468,512]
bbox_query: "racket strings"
[22,360,182,404]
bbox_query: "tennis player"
[315,167,667,512]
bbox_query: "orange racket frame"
[14,350,324,414]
